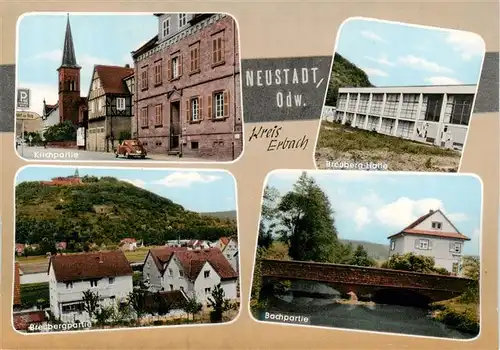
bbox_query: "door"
[170,101,181,150]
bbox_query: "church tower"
[57,14,81,124]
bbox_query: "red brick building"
[131,13,243,161]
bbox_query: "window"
[168,268,173,276]
[62,303,84,313]
[65,282,73,289]
[191,141,199,149]
[357,94,370,114]
[179,270,184,277]
[449,94,473,126]
[431,221,443,229]
[369,94,383,115]
[347,94,358,112]
[417,239,429,250]
[212,32,225,65]
[204,270,210,278]
[366,116,378,130]
[109,277,115,284]
[169,284,174,291]
[191,97,200,121]
[98,98,104,111]
[400,94,419,120]
[141,67,148,90]
[140,107,148,128]
[190,42,200,73]
[380,118,395,134]
[154,60,162,85]
[383,94,399,118]
[205,287,211,294]
[155,104,163,126]
[390,240,395,251]
[337,94,348,111]
[162,18,171,37]
[116,97,126,111]
[452,262,459,275]
[396,120,412,139]
[214,92,225,118]
[424,94,443,122]
[172,57,180,79]
[451,242,462,253]
[90,280,98,287]
[178,14,187,27]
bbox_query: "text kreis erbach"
[248,125,308,151]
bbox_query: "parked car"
[115,140,147,159]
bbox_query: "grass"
[315,121,461,172]
[430,297,479,336]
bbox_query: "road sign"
[17,88,30,109]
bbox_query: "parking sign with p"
[17,88,30,109]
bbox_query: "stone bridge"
[260,259,473,305]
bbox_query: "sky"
[265,170,482,256]
[15,166,237,213]
[334,18,485,87]
[17,13,158,115]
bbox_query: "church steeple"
[74,168,80,178]
[59,14,80,69]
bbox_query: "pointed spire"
[60,14,80,69]
[74,168,79,178]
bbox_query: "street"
[17,146,210,162]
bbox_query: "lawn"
[314,121,461,172]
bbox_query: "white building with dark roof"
[387,209,471,276]
[332,84,477,151]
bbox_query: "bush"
[434,304,479,335]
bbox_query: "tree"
[128,281,149,324]
[82,290,100,323]
[349,245,376,267]
[460,256,480,303]
[95,305,114,328]
[277,172,341,263]
[183,296,203,321]
[258,185,280,248]
[207,284,235,323]
[382,253,435,273]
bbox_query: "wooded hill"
[324,53,374,107]
[15,176,237,250]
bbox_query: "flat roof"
[339,84,477,94]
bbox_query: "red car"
[115,140,147,159]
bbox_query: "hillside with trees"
[324,53,374,107]
[16,176,237,251]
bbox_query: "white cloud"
[354,206,371,230]
[445,31,485,61]
[374,197,444,229]
[16,81,59,116]
[152,171,221,188]
[471,228,480,239]
[364,55,395,66]
[362,67,388,77]
[360,30,387,43]
[33,49,63,62]
[424,76,463,85]
[123,179,146,189]
[398,55,453,73]
[447,212,469,222]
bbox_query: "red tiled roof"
[14,262,21,306]
[15,244,25,252]
[49,251,133,283]
[220,237,230,246]
[121,238,136,244]
[171,248,238,281]
[13,311,46,331]
[148,246,188,272]
[94,65,134,95]
[388,209,470,240]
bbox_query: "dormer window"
[178,14,187,28]
[431,221,442,229]
[162,18,171,37]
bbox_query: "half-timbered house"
[86,64,135,152]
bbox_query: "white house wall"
[193,262,223,304]
[162,255,190,293]
[143,253,163,290]
[20,272,49,284]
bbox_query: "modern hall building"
[332,85,477,151]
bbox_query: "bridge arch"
[371,288,432,308]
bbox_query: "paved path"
[17,146,214,162]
